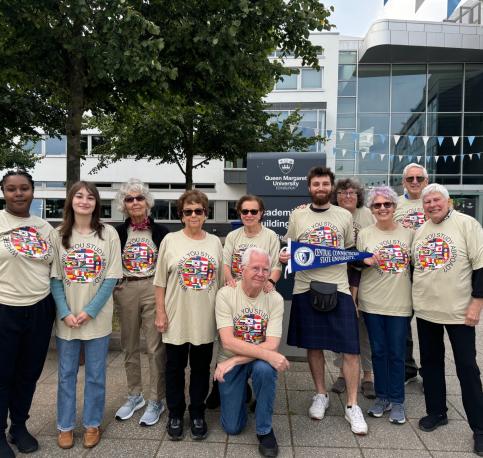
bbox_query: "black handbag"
[309,281,338,312]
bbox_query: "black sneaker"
[257,429,278,457]
[0,435,15,458]
[166,417,184,441]
[8,424,39,453]
[418,414,448,432]
[474,434,483,457]
[404,373,418,385]
[190,417,208,440]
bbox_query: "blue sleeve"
[83,278,117,319]
[50,278,71,320]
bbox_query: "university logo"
[293,246,315,267]
[278,158,294,175]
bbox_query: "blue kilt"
[287,291,360,354]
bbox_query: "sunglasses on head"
[124,195,146,203]
[240,209,260,215]
[182,208,205,216]
[372,202,393,209]
[405,176,426,183]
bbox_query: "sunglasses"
[372,202,393,209]
[405,176,426,183]
[182,208,205,216]
[240,209,260,215]
[124,195,146,203]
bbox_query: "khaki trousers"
[114,278,166,401]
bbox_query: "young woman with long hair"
[50,181,122,450]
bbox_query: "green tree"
[0,0,173,189]
[92,0,332,189]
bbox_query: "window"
[391,65,427,113]
[0,199,5,210]
[339,51,357,65]
[45,199,65,219]
[80,135,88,155]
[465,64,483,112]
[358,65,390,113]
[427,64,463,112]
[30,199,44,218]
[227,201,238,220]
[45,181,65,188]
[152,200,170,220]
[23,140,42,155]
[275,72,298,90]
[91,135,105,150]
[100,200,112,219]
[45,136,66,156]
[301,68,322,89]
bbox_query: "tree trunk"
[65,54,84,191]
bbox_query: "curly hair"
[366,186,399,209]
[116,178,154,217]
[331,178,365,208]
[176,190,209,220]
[1,170,35,192]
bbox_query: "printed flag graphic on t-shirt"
[10,226,49,258]
[181,256,215,289]
[64,248,104,282]
[234,313,267,344]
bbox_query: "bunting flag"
[338,131,345,140]
[361,151,367,159]
[398,155,403,162]
[438,136,445,146]
[379,134,387,143]
[342,149,347,157]
[478,153,481,159]
[408,135,416,145]
[452,136,459,146]
[326,129,332,139]
[380,154,386,160]
[468,136,475,146]
[351,132,359,142]
[434,156,439,162]
[444,156,448,162]
[422,136,429,146]
[289,123,297,133]
[408,155,413,162]
[285,239,372,275]
[451,155,457,161]
[416,155,422,162]
[394,135,401,144]
[469,154,473,160]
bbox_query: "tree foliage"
[92,0,333,189]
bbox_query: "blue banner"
[285,239,372,275]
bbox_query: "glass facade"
[335,54,483,189]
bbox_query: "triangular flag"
[351,132,359,142]
[478,153,482,159]
[451,155,456,161]
[361,151,367,159]
[338,131,345,140]
[314,128,320,136]
[289,123,297,133]
[394,135,401,144]
[342,149,346,157]
[469,154,473,160]
[408,155,413,162]
[437,136,445,146]
[326,129,332,139]
[398,155,403,162]
[408,136,416,145]
[422,136,429,146]
[380,154,385,160]
[452,136,459,146]
[379,134,386,143]
[468,135,475,146]
[443,155,448,162]
[434,156,439,162]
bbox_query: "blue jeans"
[363,313,408,404]
[56,335,110,431]
[219,360,277,436]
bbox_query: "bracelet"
[268,279,276,286]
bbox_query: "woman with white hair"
[114,179,169,427]
[357,186,413,425]
[412,183,483,455]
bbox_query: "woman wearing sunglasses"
[113,179,169,427]
[51,182,122,449]
[356,186,413,425]
[154,190,223,441]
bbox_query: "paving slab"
[294,446,363,457]
[227,414,290,446]
[226,444,293,458]
[155,441,225,458]
[85,438,161,457]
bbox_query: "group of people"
[0,163,481,458]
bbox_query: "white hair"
[421,183,450,201]
[403,163,428,179]
[241,247,271,269]
[116,178,155,216]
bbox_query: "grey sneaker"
[389,402,406,425]
[367,398,392,418]
[139,400,165,426]
[115,394,145,421]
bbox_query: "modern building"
[8,0,483,227]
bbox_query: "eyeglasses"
[405,176,426,183]
[124,195,146,203]
[249,266,270,275]
[182,208,205,216]
[240,209,260,215]
[372,202,393,209]
[337,191,356,197]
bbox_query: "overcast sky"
[325,0,384,37]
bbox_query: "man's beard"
[311,191,331,206]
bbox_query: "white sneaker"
[308,393,329,420]
[115,394,145,421]
[345,405,368,435]
[139,400,165,426]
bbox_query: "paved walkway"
[23,321,482,457]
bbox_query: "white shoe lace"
[348,405,367,429]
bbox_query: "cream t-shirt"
[394,195,427,230]
[153,230,223,345]
[352,206,375,242]
[122,228,158,278]
[215,282,284,362]
[357,224,413,317]
[52,225,123,340]
[412,211,483,324]
[0,210,54,306]
[285,205,354,295]
[223,226,281,279]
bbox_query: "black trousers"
[417,317,483,436]
[405,314,419,378]
[165,342,213,419]
[0,295,55,432]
